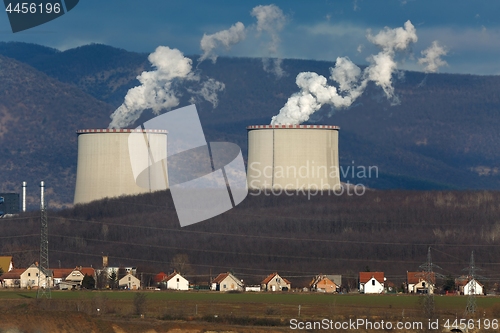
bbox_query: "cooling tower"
[74,129,168,205]
[247,125,340,191]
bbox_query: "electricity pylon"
[464,251,477,316]
[37,181,51,299]
[418,247,443,317]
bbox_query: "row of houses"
[0,257,486,295]
[360,271,484,295]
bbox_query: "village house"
[261,272,291,292]
[20,264,50,289]
[310,275,339,293]
[211,272,244,292]
[359,272,384,294]
[52,268,74,288]
[58,267,95,290]
[456,276,484,295]
[162,271,189,291]
[119,272,141,290]
[0,268,24,288]
[406,271,435,294]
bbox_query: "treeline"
[1,189,500,289]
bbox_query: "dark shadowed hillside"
[2,190,500,289]
[0,42,499,208]
[0,55,113,208]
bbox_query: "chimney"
[40,181,45,209]
[22,181,26,212]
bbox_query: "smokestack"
[40,181,44,210]
[22,181,26,212]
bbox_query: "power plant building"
[247,125,340,191]
[73,129,168,205]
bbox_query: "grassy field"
[1,290,500,332]
[1,290,499,315]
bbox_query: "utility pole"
[464,251,477,316]
[37,181,51,299]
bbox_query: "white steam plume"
[418,41,448,73]
[199,22,246,63]
[251,4,286,78]
[188,78,225,107]
[271,20,417,125]
[109,46,224,129]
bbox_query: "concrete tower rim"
[76,129,168,134]
[246,125,340,130]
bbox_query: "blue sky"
[1,0,500,75]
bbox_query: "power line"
[48,216,500,247]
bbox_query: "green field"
[1,290,498,313]
[2,290,499,332]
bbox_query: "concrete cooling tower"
[247,125,340,191]
[74,129,168,205]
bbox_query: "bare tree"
[171,254,193,275]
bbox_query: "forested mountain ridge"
[0,42,499,207]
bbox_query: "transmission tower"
[418,247,443,318]
[37,181,51,299]
[464,251,477,316]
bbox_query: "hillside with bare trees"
[2,189,499,290]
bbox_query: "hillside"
[0,54,113,208]
[2,190,500,289]
[0,42,500,208]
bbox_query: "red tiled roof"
[154,272,167,283]
[456,276,483,287]
[0,268,24,279]
[212,272,230,284]
[316,276,336,287]
[261,272,291,285]
[164,271,182,282]
[359,272,384,284]
[407,271,436,284]
[80,267,95,276]
[52,268,74,279]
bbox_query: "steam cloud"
[418,41,448,73]
[251,4,287,77]
[109,46,224,129]
[271,20,418,125]
[198,4,286,77]
[199,22,247,63]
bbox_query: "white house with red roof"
[359,272,385,294]
[456,276,484,295]
[406,271,435,294]
[58,266,95,290]
[0,268,24,288]
[261,272,291,291]
[162,271,189,290]
[211,272,244,291]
